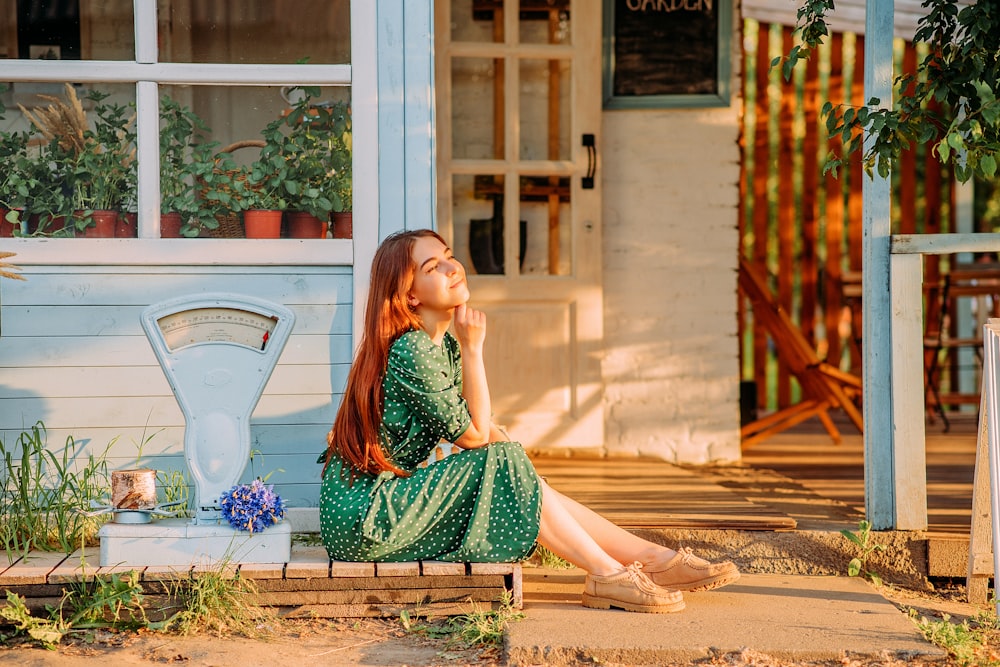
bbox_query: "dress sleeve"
[386,332,471,442]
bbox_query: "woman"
[320,229,739,614]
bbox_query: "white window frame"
[5,0,377,268]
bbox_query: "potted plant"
[224,154,290,239]
[0,127,30,237]
[159,97,222,238]
[21,85,136,238]
[273,89,352,239]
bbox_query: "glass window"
[2,82,136,238]
[0,1,354,243]
[160,1,350,65]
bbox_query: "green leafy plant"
[163,565,273,637]
[840,519,886,584]
[20,85,137,233]
[0,569,148,649]
[911,607,1000,667]
[0,421,113,557]
[781,0,999,182]
[159,96,222,237]
[400,590,524,649]
[532,544,573,570]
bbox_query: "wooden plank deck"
[532,457,799,531]
[736,412,978,536]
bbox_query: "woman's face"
[408,235,470,312]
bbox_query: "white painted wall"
[600,0,743,464]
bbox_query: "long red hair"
[323,229,446,476]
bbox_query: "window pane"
[520,175,570,275]
[1,82,136,238]
[159,1,350,64]
[0,0,135,60]
[519,0,571,45]
[453,173,508,275]
[158,84,351,238]
[452,0,501,43]
[451,57,499,160]
[519,58,570,161]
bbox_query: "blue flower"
[219,479,286,534]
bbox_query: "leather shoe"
[645,547,740,592]
[582,562,685,613]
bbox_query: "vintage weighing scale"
[98,293,296,566]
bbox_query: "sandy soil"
[0,579,991,667]
[0,617,504,667]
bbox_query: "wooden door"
[435,0,603,451]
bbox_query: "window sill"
[5,237,353,267]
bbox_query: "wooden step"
[0,546,522,618]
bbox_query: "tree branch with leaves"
[778,0,999,182]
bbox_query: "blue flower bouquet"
[219,479,286,534]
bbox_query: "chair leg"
[924,348,950,432]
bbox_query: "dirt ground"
[0,579,993,667]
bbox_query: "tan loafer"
[645,547,741,592]
[582,562,685,613]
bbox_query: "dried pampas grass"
[19,83,88,155]
[0,252,25,281]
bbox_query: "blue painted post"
[377,0,435,241]
[863,0,897,529]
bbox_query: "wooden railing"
[738,20,956,416]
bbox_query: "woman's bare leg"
[543,481,673,566]
[536,483,624,576]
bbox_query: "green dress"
[319,329,542,562]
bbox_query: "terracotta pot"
[75,210,118,238]
[287,211,328,239]
[160,212,183,238]
[0,209,15,237]
[332,212,353,239]
[244,209,283,239]
[117,212,138,238]
[27,213,69,236]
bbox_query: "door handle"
[582,134,596,189]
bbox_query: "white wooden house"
[0,0,943,528]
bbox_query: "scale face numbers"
[156,307,278,352]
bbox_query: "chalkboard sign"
[603,0,731,109]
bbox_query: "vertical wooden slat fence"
[740,20,957,420]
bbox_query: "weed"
[532,544,573,570]
[292,532,324,547]
[163,565,274,637]
[401,590,524,649]
[0,569,147,649]
[840,519,886,585]
[0,421,112,557]
[910,608,1000,667]
[156,468,191,517]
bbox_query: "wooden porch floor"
[533,411,978,538]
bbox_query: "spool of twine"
[111,469,157,509]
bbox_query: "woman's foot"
[645,547,740,592]
[582,562,685,613]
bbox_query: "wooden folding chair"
[738,257,864,447]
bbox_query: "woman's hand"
[453,303,487,353]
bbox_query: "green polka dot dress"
[319,329,542,562]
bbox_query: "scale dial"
[156,307,278,352]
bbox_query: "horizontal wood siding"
[0,265,352,508]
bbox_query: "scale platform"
[99,518,292,567]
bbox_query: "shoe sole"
[659,571,741,593]
[581,593,685,614]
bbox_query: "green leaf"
[840,529,863,546]
[981,154,997,178]
[847,558,862,577]
[27,626,64,647]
